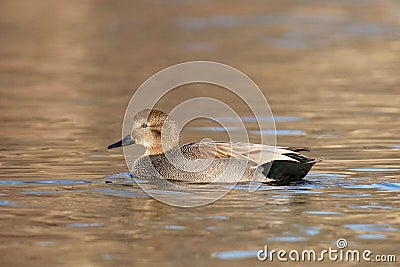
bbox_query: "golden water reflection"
[0,0,400,266]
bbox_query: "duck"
[108,109,322,185]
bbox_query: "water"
[1,0,400,266]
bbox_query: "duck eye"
[141,123,148,128]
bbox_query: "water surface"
[1,0,400,266]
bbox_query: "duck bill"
[107,135,135,149]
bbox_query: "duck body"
[108,109,322,185]
[132,144,261,184]
[131,142,321,185]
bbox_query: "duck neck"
[146,119,181,156]
[146,145,165,156]
[146,137,181,156]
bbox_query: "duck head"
[107,109,180,155]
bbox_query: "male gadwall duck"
[108,109,322,185]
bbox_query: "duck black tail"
[262,157,323,185]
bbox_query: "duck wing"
[182,141,315,165]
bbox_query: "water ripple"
[211,250,257,260]
[93,188,147,197]
[305,211,342,215]
[267,236,307,242]
[357,234,387,239]
[0,180,91,186]
[344,224,398,232]
[67,222,105,228]
[349,168,400,172]
[165,225,185,230]
[372,183,400,191]
[0,200,17,206]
